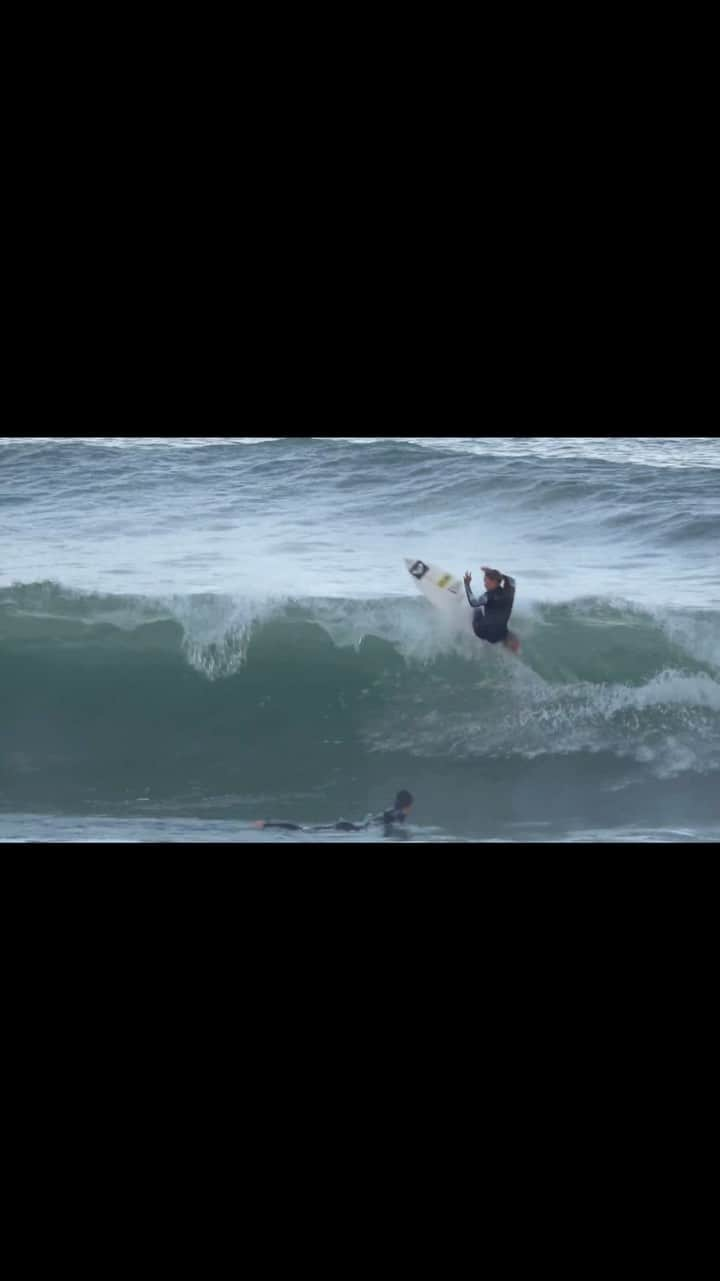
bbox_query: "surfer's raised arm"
[464,571,485,610]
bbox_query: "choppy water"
[2,436,719,842]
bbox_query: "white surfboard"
[404,557,468,620]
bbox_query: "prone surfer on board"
[254,790,414,836]
[464,567,520,653]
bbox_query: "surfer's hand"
[464,571,471,584]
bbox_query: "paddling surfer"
[253,790,414,836]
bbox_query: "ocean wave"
[4,441,718,615]
[4,436,718,467]
[2,580,719,678]
[2,581,720,811]
[3,436,717,834]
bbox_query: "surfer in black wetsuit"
[253,790,414,837]
[464,567,520,652]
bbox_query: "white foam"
[162,592,283,679]
[364,663,720,778]
[306,595,483,666]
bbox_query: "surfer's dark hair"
[484,568,502,584]
[395,790,414,808]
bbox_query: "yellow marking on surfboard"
[436,574,451,588]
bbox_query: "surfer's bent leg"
[472,616,507,644]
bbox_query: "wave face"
[2,581,719,838]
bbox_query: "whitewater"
[1,436,718,842]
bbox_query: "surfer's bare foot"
[504,632,521,654]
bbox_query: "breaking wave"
[2,581,719,825]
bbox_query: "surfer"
[253,790,414,836]
[463,567,520,652]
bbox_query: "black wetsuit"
[465,576,516,643]
[260,807,409,835]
